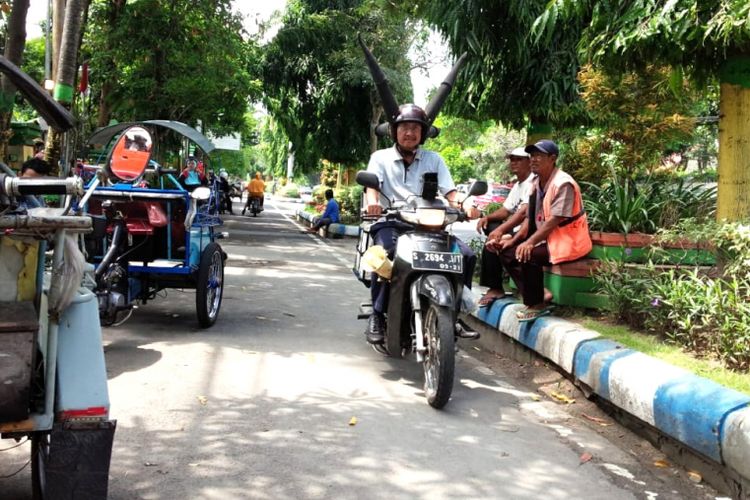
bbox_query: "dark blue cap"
[525,139,559,156]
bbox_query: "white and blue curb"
[295,209,359,237]
[470,299,750,482]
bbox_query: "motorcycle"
[247,195,263,216]
[353,171,487,408]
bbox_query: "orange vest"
[542,170,592,264]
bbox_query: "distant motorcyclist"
[243,172,265,215]
[364,104,480,344]
[219,170,233,214]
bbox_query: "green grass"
[575,317,750,396]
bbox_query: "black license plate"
[411,250,463,273]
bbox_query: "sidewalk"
[467,296,750,494]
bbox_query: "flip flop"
[516,305,555,323]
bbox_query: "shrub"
[593,220,750,371]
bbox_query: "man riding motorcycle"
[364,104,481,344]
[243,171,265,215]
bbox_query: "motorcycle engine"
[97,263,130,325]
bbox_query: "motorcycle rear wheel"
[422,303,455,409]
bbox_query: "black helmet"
[392,104,429,143]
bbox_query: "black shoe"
[366,313,385,344]
[456,322,480,340]
[241,209,245,215]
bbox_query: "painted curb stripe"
[479,297,515,327]
[573,338,626,382]
[498,303,526,340]
[535,321,598,373]
[653,375,750,462]
[722,407,750,479]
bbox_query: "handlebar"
[1,175,83,197]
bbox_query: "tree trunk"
[0,0,31,164]
[717,56,750,221]
[52,0,65,81]
[47,0,86,175]
[369,93,382,154]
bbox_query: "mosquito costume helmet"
[358,35,467,145]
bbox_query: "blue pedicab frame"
[85,121,226,328]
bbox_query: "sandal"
[516,305,554,323]
[478,291,505,307]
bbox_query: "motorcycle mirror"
[105,126,153,183]
[191,186,211,201]
[355,170,380,191]
[468,180,488,197]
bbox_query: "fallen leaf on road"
[687,470,702,483]
[653,460,671,468]
[582,413,611,426]
[579,452,593,465]
[283,312,296,317]
[473,346,481,351]
[530,394,542,401]
[144,462,158,467]
[197,396,208,405]
[349,417,358,426]
[550,391,575,404]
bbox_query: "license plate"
[411,250,463,273]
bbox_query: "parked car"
[472,182,513,210]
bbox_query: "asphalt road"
[2,198,719,499]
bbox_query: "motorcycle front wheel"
[422,303,455,409]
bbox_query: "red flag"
[79,62,89,94]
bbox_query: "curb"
[471,298,750,485]
[295,209,359,237]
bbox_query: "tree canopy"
[260,0,415,173]
[85,0,260,136]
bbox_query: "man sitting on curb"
[476,147,535,306]
[307,189,340,234]
[496,140,592,322]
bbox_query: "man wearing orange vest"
[497,139,592,321]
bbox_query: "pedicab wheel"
[422,303,455,409]
[196,242,224,328]
[30,432,50,499]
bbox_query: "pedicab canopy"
[88,120,217,183]
[87,120,216,155]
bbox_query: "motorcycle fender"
[415,274,454,308]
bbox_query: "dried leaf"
[582,413,612,426]
[197,395,208,405]
[653,459,671,468]
[349,417,358,426]
[530,394,542,401]
[687,470,702,483]
[579,452,593,465]
[550,391,576,404]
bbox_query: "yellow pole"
[717,57,750,221]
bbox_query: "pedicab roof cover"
[87,120,216,154]
[0,56,75,131]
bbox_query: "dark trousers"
[370,222,476,315]
[312,217,333,230]
[498,242,551,307]
[479,221,507,290]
